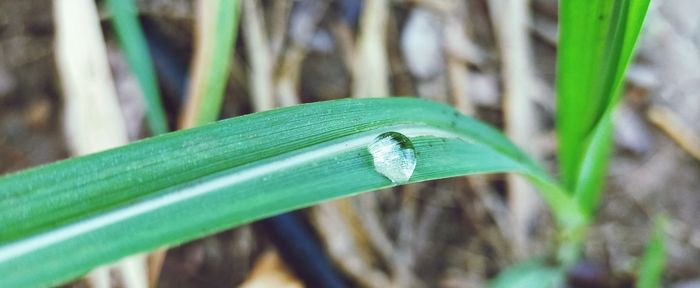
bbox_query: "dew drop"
[367,132,417,184]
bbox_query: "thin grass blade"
[637,216,667,288]
[107,0,169,135]
[0,98,582,287]
[180,0,240,127]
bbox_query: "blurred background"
[1,0,700,287]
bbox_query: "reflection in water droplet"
[367,132,417,184]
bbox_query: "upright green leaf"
[180,0,240,127]
[557,0,651,214]
[637,217,667,288]
[107,0,169,135]
[0,98,583,288]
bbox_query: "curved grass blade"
[107,0,169,135]
[0,98,582,287]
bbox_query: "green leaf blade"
[557,0,617,189]
[557,0,651,213]
[107,0,169,135]
[0,98,580,287]
[197,0,240,124]
[637,217,667,288]
[490,259,565,288]
[186,0,240,126]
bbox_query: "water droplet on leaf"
[368,132,417,184]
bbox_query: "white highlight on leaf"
[0,126,464,262]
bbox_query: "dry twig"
[488,0,544,259]
[54,1,147,287]
[647,105,700,162]
[243,0,274,111]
